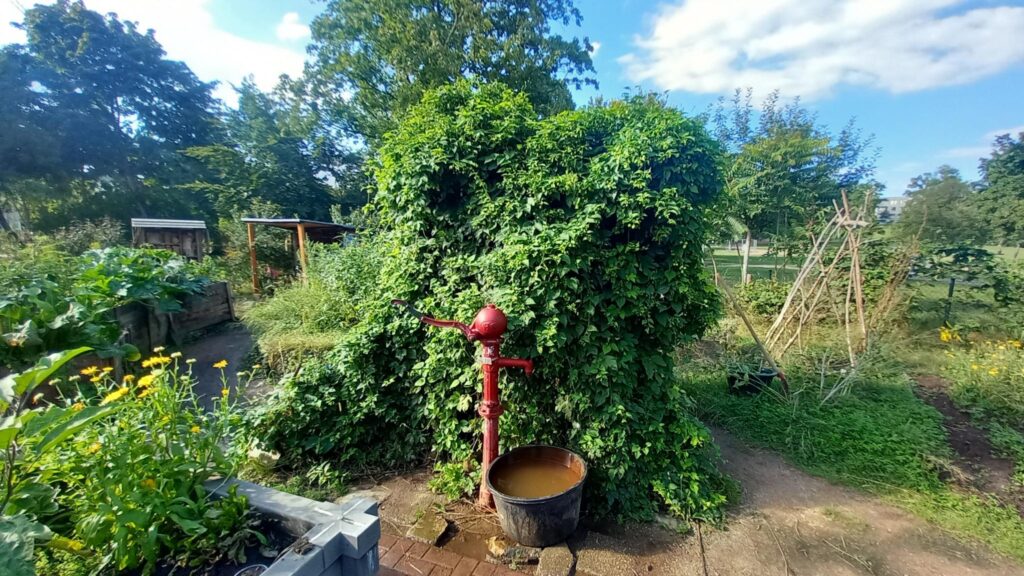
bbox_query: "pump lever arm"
[391,299,479,341]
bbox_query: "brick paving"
[378,533,522,576]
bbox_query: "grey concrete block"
[342,545,380,576]
[205,477,381,575]
[307,512,380,561]
[262,547,326,576]
[331,495,379,517]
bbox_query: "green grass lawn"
[679,367,1024,561]
[706,250,800,283]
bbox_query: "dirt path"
[914,374,1022,514]
[368,428,1023,575]
[626,428,1023,576]
[179,322,254,410]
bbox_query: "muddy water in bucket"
[491,459,580,498]
[486,445,587,547]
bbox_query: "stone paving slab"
[536,543,574,576]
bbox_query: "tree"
[711,90,876,283]
[183,79,340,222]
[974,132,1024,247]
[0,1,221,231]
[896,166,989,246]
[305,0,597,141]
[254,83,729,520]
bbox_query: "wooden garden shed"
[131,218,208,260]
[241,217,356,293]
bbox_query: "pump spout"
[494,357,534,377]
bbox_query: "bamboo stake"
[712,256,788,390]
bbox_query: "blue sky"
[3,0,1023,195]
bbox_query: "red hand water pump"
[392,300,534,508]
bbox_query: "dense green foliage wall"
[254,82,728,519]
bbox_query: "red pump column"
[469,305,533,508]
[391,300,534,509]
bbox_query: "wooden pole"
[246,222,260,294]
[296,223,308,285]
[712,256,788,391]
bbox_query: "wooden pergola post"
[246,222,260,294]
[296,222,308,285]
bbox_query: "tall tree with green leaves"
[974,132,1024,247]
[711,89,876,282]
[305,0,597,141]
[184,79,341,222]
[0,0,222,231]
[897,166,990,246]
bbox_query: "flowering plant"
[19,351,259,573]
[942,335,1024,425]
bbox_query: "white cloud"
[0,1,27,45]
[985,125,1024,140]
[621,0,1024,100]
[275,11,310,42]
[590,40,601,58]
[942,124,1024,159]
[1,0,306,105]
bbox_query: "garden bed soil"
[913,375,1024,515]
[368,429,1024,575]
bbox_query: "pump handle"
[391,299,425,320]
[391,299,478,340]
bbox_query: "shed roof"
[240,218,356,232]
[131,218,207,230]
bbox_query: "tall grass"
[677,330,1024,561]
[244,240,385,370]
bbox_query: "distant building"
[131,218,208,260]
[875,197,909,223]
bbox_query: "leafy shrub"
[737,278,790,316]
[48,217,127,255]
[253,82,728,520]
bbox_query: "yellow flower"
[102,366,113,373]
[988,367,999,376]
[137,387,156,399]
[971,364,980,370]
[141,478,157,490]
[123,374,136,383]
[213,359,228,369]
[141,356,171,369]
[71,402,85,412]
[251,364,261,370]
[190,425,201,434]
[100,387,129,405]
[80,366,99,376]
[221,387,230,398]
[153,346,166,353]
[170,351,182,359]
[89,375,102,383]
[138,374,155,388]
[86,442,101,455]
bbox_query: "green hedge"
[253,82,728,520]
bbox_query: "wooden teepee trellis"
[764,191,871,367]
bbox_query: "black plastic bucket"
[727,368,779,395]
[486,445,587,547]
